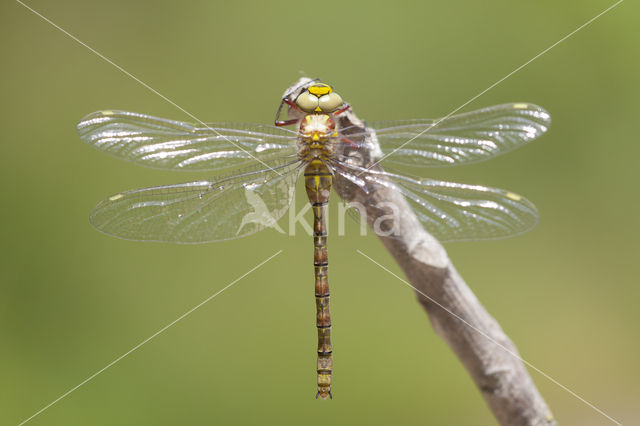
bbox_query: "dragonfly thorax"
[297,113,338,161]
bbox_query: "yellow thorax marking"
[308,84,332,96]
[305,114,330,122]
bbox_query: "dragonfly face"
[294,83,344,114]
[274,81,351,130]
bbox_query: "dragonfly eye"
[296,92,319,113]
[318,92,343,113]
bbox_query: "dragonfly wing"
[78,110,298,171]
[90,160,303,243]
[366,103,550,167]
[333,165,538,242]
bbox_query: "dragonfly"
[78,78,550,399]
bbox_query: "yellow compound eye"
[296,92,319,113]
[318,92,343,112]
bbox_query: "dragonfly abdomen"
[304,161,333,400]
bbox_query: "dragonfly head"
[295,83,344,114]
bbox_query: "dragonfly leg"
[283,98,298,109]
[341,137,358,148]
[274,98,302,127]
[333,103,351,116]
[275,118,299,127]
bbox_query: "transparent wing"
[334,165,538,242]
[362,103,550,167]
[90,160,303,243]
[78,110,298,171]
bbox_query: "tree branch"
[284,78,557,425]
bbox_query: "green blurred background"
[2,0,638,424]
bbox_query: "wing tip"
[509,102,552,127]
